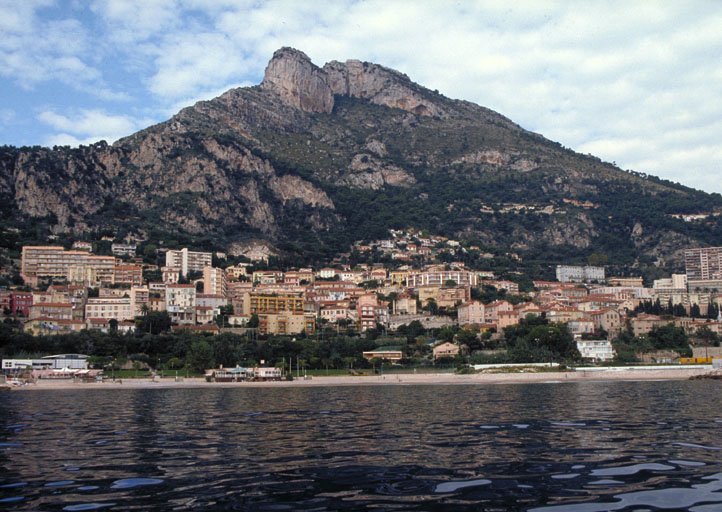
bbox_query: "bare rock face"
[337,153,416,190]
[324,59,446,118]
[261,47,334,114]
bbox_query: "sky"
[1,1,721,194]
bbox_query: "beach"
[7,367,716,391]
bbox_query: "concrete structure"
[165,284,196,325]
[257,313,315,335]
[2,354,88,371]
[685,246,722,281]
[406,270,478,288]
[458,300,486,326]
[113,264,143,286]
[433,342,460,360]
[362,346,403,362]
[556,265,605,283]
[21,246,116,287]
[393,293,417,315]
[576,339,615,361]
[111,243,137,257]
[203,266,228,296]
[244,293,304,316]
[164,248,212,277]
[23,318,86,336]
[9,292,32,317]
[85,297,134,322]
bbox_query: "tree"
[695,326,719,348]
[136,311,171,335]
[247,313,259,328]
[187,340,214,373]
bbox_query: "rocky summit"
[1,47,721,269]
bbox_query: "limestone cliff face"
[324,59,447,118]
[0,132,337,238]
[261,47,334,114]
[258,47,445,119]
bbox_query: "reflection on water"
[1,380,721,510]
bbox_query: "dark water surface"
[1,380,722,511]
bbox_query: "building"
[203,266,228,296]
[685,246,722,281]
[362,346,403,363]
[111,243,137,257]
[435,286,469,308]
[433,342,460,360]
[21,246,116,287]
[164,248,212,277]
[357,293,384,331]
[458,301,486,326]
[587,308,623,337]
[2,354,88,371]
[576,339,615,361]
[9,292,32,317]
[165,284,196,325]
[393,293,418,315]
[72,241,92,252]
[556,265,605,283]
[85,297,134,322]
[257,313,316,335]
[244,293,305,316]
[406,270,479,288]
[113,264,143,286]
[24,318,86,335]
[252,270,284,284]
[28,302,73,321]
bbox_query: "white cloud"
[37,109,152,145]
[3,1,722,193]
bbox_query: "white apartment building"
[556,265,605,283]
[576,339,615,361]
[165,248,212,277]
[165,284,196,324]
[406,270,479,288]
[111,243,137,257]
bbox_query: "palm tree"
[321,357,332,375]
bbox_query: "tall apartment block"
[165,248,212,277]
[685,247,722,280]
[203,266,228,296]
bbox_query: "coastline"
[7,367,716,391]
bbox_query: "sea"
[1,380,721,511]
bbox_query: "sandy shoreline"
[6,367,717,391]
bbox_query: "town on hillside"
[2,231,722,378]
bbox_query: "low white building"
[2,354,88,371]
[576,339,615,362]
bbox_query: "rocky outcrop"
[261,47,334,114]
[324,59,446,117]
[337,153,416,189]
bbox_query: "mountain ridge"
[1,47,721,272]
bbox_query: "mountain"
[1,47,721,271]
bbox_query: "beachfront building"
[362,346,403,363]
[576,339,615,361]
[2,354,88,371]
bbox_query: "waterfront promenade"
[9,366,716,390]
